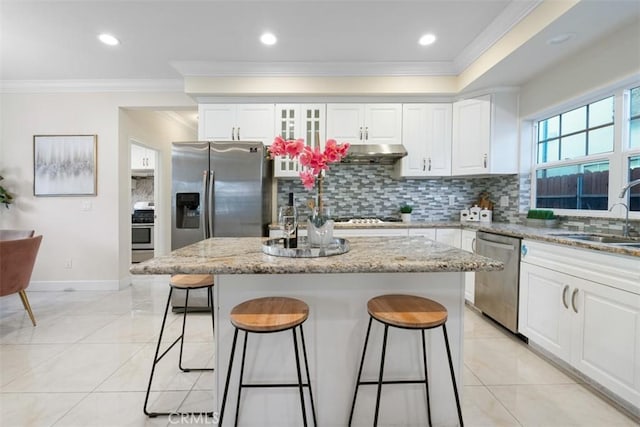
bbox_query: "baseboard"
[28,280,121,291]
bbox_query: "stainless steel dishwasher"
[474,231,522,333]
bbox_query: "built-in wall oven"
[474,231,522,333]
[132,206,155,263]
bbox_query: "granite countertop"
[129,236,503,275]
[270,221,640,257]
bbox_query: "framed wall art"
[33,135,97,196]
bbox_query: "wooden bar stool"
[219,296,317,427]
[348,294,464,427]
[144,274,215,417]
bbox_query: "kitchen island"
[131,236,502,426]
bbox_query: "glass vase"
[307,206,334,247]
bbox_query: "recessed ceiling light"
[98,33,119,46]
[418,34,436,46]
[260,32,277,46]
[546,33,575,45]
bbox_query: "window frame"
[530,83,640,219]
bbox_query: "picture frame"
[33,135,97,196]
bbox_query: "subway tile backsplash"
[277,164,521,222]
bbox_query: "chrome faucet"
[613,178,640,238]
[609,203,630,237]
[618,178,640,198]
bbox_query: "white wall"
[519,18,640,119]
[0,91,195,290]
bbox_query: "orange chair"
[0,232,42,326]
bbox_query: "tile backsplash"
[277,164,521,222]
[131,176,154,211]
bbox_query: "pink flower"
[285,139,305,158]
[299,170,316,190]
[268,136,287,157]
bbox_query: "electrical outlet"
[64,259,72,269]
[500,196,509,207]
[448,195,456,206]
[81,201,92,211]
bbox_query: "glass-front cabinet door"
[274,104,325,178]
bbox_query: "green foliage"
[0,175,14,208]
[400,204,413,214]
[527,209,555,219]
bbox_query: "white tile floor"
[0,275,637,426]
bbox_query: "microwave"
[132,224,154,250]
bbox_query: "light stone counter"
[131,235,501,426]
[129,235,503,275]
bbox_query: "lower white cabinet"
[460,230,476,303]
[519,240,640,407]
[336,227,408,237]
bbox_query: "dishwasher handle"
[477,237,515,252]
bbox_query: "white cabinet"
[336,227,408,237]
[131,144,155,169]
[435,228,461,248]
[519,240,640,406]
[408,228,436,239]
[395,104,452,178]
[451,93,518,175]
[461,230,476,303]
[326,104,402,145]
[198,104,275,142]
[273,104,325,178]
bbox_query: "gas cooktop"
[334,217,402,224]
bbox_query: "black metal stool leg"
[292,327,309,427]
[299,324,317,427]
[348,316,373,426]
[234,331,249,427]
[421,329,432,426]
[219,327,239,426]
[373,324,389,427]
[443,323,464,427]
[208,286,215,336]
[144,288,173,417]
[178,289,190,371]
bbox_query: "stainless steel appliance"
[171,140,272,310]
[131,202,155,263]
[474,231,522,333]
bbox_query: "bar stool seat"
[350,294,464,427]
[144,274,215,418]
[220,296,316,426]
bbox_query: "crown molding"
[453,0,543,73]
[0,79,183,93]
[171,61,456,78]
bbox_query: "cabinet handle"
[422,158,426,172]
[562,285,569,309]
[428,157,432,171]
[365,126,369,140]
[483,154,488,168]
[237,127,241,140]
[571,288,579,313]
[471,238,476,253]
[359,127,363,140]
[231,127,236,140]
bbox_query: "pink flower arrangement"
[269,136,350,190]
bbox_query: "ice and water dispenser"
[176,193,200,229]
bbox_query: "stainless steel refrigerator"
[171,141,272,310]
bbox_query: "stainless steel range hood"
[340,144,408,164]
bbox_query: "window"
[629,155,640,212]
[630,87,640,149]
[535,97,614,211]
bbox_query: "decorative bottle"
[288,192,298,248]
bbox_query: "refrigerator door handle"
[208,169,215,238]
[202,170,209,240]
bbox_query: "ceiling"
[1,0,639,93]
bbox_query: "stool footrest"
[357,379,426,386]
[147,411,214,418]
[241,382,312,389]
[180,367,214,372]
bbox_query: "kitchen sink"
[549,233,638,244]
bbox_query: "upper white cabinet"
[326,104,402,145]
[198,104,275,143]
[131,144,155,169]
[273,104,326,178]
[519,240,640,407]
[451,93,518,176]
[396,103,452,178]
